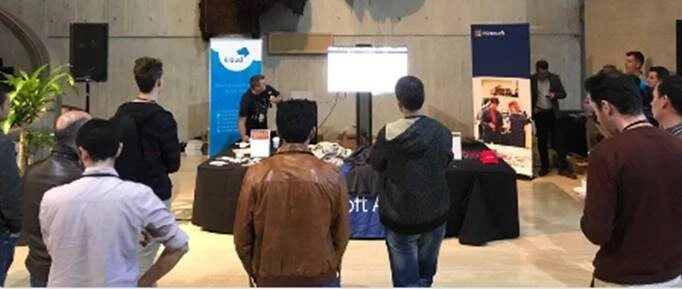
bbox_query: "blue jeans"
[29,275,47,287]
[385,224,447,287]
[0,233,18,286]
[321,276,341,287]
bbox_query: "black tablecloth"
[192,144,520,245]
[191,151,247,233]
[445,157,519,245]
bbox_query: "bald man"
[22,110,91,287]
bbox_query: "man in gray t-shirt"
[651,75,682,137]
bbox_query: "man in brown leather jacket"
[234,99,350,287]
[21,110,91,287]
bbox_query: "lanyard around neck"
[622,119,650,132]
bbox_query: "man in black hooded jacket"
[369,76,453,287]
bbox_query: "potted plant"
[1,64,74,173]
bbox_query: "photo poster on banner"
[471,23,533,176]
[208,38,263,157]
[472,77,532,175]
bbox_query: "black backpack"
[111,105,164,182]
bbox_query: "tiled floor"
[5,155,597,287]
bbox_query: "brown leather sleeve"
[234,167,257,277]
[331,173,350,270]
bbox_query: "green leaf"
[3,63,72,134]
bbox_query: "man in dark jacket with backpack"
[112,57,181,277]
[369,76,453,287]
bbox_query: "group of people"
[0,57,188,287]
[0,54,454,287]
[233,75,454,287]
[233,51,682,287]
[580,51,682,287]
[2,49,681,288]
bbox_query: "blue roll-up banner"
[209,38,263,157]
[471,24,533,177]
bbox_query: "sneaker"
[538,168,550,176]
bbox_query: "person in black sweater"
[582,71,682,287]
[0,84,21,287]
[113,57,181,278]
[369,76,453,287]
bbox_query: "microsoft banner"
[471,24,533,177]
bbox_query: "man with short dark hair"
[234,99,349,287]
[238,74,283,142]
[581,71,682,287]
[368,76,452,287]
[652,75,682,137]
[113,57,181,275]
[624,51,658,126]
[530,60,574,178]
[39,119,189,287]
[22,110,91,287]
[480,97,503,143]
[646,66,670,89]
[624,51,646,78]
[0,84,20,287]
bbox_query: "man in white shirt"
[39,118,189,287]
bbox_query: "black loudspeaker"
[70,23,108,82]
[677,20,682,74]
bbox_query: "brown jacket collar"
[276,143,312,155]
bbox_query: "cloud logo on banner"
[219,47,253,72]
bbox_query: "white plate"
[209,161,228,167]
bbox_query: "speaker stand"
[84,78,91,113]
[356,92,372,147]
[354,43,373,147]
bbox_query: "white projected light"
[327,46,408,94]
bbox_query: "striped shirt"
[666,122,682,138]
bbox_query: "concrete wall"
[0,23,33,72]
[0,0,583,141]
[585,0,680,75]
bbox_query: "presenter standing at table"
[238,75,283,142]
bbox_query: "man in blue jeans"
[369,76,453,287]
[0,84,21,286]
